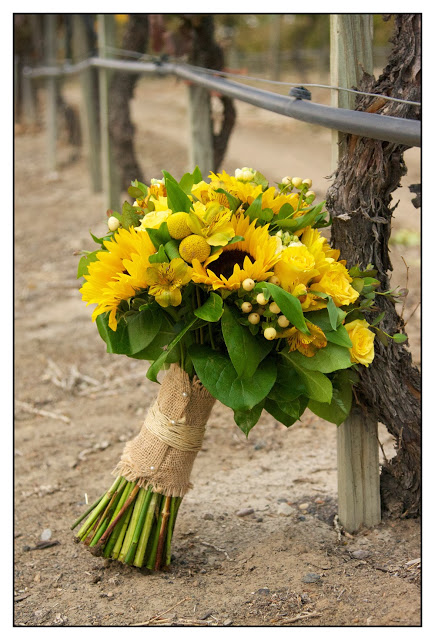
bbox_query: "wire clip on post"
[289,86,312,100]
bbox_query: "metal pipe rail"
[23,56,421,148]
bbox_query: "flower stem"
[145,496,163,569]
[102,481,134,558]
[117,486,144,562]
[154,495,172,570]
[70,490,107,531]
[133,492,160,568]
[88,478,128,548]
[94,483,140,552]
[111,501,135,559]
[165,497,182,567]
[124,487,153,565]
[76,477,122,540]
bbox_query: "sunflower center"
[209,249,253,279]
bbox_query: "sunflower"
[80,227,156,331]
[191,212,282,290]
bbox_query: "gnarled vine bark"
[326,14,421,517]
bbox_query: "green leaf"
[350,278,364,294]
[96,308,163,356]
[275,203,325,232]
[128,185,146,199]
[162,170,193,213]
[308,371,353,426]
[189,345,277,411]
[146,316,198,382]
[96,314,131,354]
[372,326,389,347]
[226,235,245,246]
[129,315,178,361]
[221,304,274,377]
[281,352,332,403]
[324,325,353,348]
[194,292,224,322]
[233,400,265,436]
[284,342,352,374]
[120,201,142,230]
[192,165,202,183]
[275,202,294,220]
[264,398,298,428]
[178,172,195,194]
[214,188,241,212]
[148,244,169,264]
[312,292,340,330]
[130,179,148,195]
[244,194,264,221]
[251,170,268,189]
[262,282,308,334]
[146,223,172,250]
[392,332,408,343]
[268,361,307,402]
[90,232,107,246]
[77,250,100,278]
[370,311,385,327]
[305,308,347,332]
[164,239,181,261]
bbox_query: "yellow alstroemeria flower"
[261,187,300,215]
[207,171,263,206]
[188,201,235,246]
[191,180,233,209]
[147,258,193,308]
[344,319,375,366]
[277,320,327,358]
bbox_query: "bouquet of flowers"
[72,166,397,571]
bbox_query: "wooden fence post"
[72,15,101,192]
[330,14,381,532]
[97,14,121,211]
[21,72,38,128]
[268,15,281,82]
[187,84,214,176]
[44,15,57,175]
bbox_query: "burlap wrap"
[112,364,216,497]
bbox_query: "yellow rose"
[136,209,171,231]
[310,262,359,306]
[344,319,375,367]
[274,245,320,294]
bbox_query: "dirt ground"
[14,77,421,627]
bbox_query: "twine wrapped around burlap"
[112,364,216,497]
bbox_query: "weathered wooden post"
[97,14,121,211]
[187,84,214,177]
[330,14,381,532]
[268,15,281,81]
[44,14,57,175]
[21,69,38,128]
[72,14,101,192]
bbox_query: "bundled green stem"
[71,477,182,571]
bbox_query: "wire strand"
[176,61,421,107]
[95,45,422,107]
